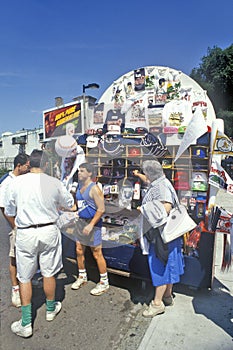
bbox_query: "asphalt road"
[1,189,232,350]
[0,211,152,350]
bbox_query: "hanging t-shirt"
[162,99,193,127]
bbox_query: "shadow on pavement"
[173,278,233,338]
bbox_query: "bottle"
[133,181,141,200]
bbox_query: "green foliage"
[190,44,233,137]
[216,110,233,138]
[0,168,9,178]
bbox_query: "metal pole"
[82,91,87,132]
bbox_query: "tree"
[190,44,233,137]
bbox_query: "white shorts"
[16,225,63,283]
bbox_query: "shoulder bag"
[161,198,197,243]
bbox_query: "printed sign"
[43,102,82,140]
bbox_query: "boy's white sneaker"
[90,282,109,296]
[71,277,88,290]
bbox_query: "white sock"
[12,285,19,291]
[78,269,87,280]
[100,273,108,285]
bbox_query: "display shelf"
[76,132,214,288]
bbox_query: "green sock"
[46,299,55,312]
[21,304,32,326]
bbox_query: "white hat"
[86,135,99,148]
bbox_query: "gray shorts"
[16,225,63,283]
[9,228,16,258]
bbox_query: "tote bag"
[161,204,197,243]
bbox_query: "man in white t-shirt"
[0,153,29,307]
[4,149,74,338]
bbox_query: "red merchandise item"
[186,221,207,249]
[128,147,141,156]
[173,171,189,190]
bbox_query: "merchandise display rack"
[63,131,216,289]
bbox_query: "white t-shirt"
[4,172,74,228]
[0,171,16,208]
[162,99,193,127]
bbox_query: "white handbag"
[161,203,197,243]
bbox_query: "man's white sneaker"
[46,301,62,321]
[90,282,109,296]
[11,320,32,338]
[11,289,21,308]
[71,277,88,290]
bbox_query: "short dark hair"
[14,153,29,169]
[79,162,96,177]
[29,149,48,168]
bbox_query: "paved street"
[0,210,152,350]
[0,189,232,349]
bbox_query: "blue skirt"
[148,238,185,286]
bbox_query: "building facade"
[0,128,44,170]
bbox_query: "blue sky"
[0,0,232,135]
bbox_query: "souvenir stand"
[60,66,219,289]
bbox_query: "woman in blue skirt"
[134,160,185,318]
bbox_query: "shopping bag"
[161,204,197,243]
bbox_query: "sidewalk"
[137,226,233,348]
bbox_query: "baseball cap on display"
[163,126,178,134]
[192,147,207,158]
[86,135,99,148]
[135,127,148,134]
[162,159,172,168]
[178,126,187,134]
[191,172,208,191]
[107,124,121,135]
[123,128,135,134]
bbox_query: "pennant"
[174,107,208,162]
[209,159,233,195]
[213,130,233,154]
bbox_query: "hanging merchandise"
[135,127,148,134]
[191,172,208,192]
[192,147,207,158]
[103,109,125,134]
[118,178,134,210]
[128,146,141,156]
[100,134,124,155]
[133,181,141,200]
[173,171,190,190]
[110,179,119,194]
[162,99,193,127]
[195,196,207,219]
[140,133,167,157]
[186,221,207,258]
[86,135,100,148]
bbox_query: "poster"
[43,102,82,140]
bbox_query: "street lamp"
[82,83,100,94]
[82,82,100,131]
